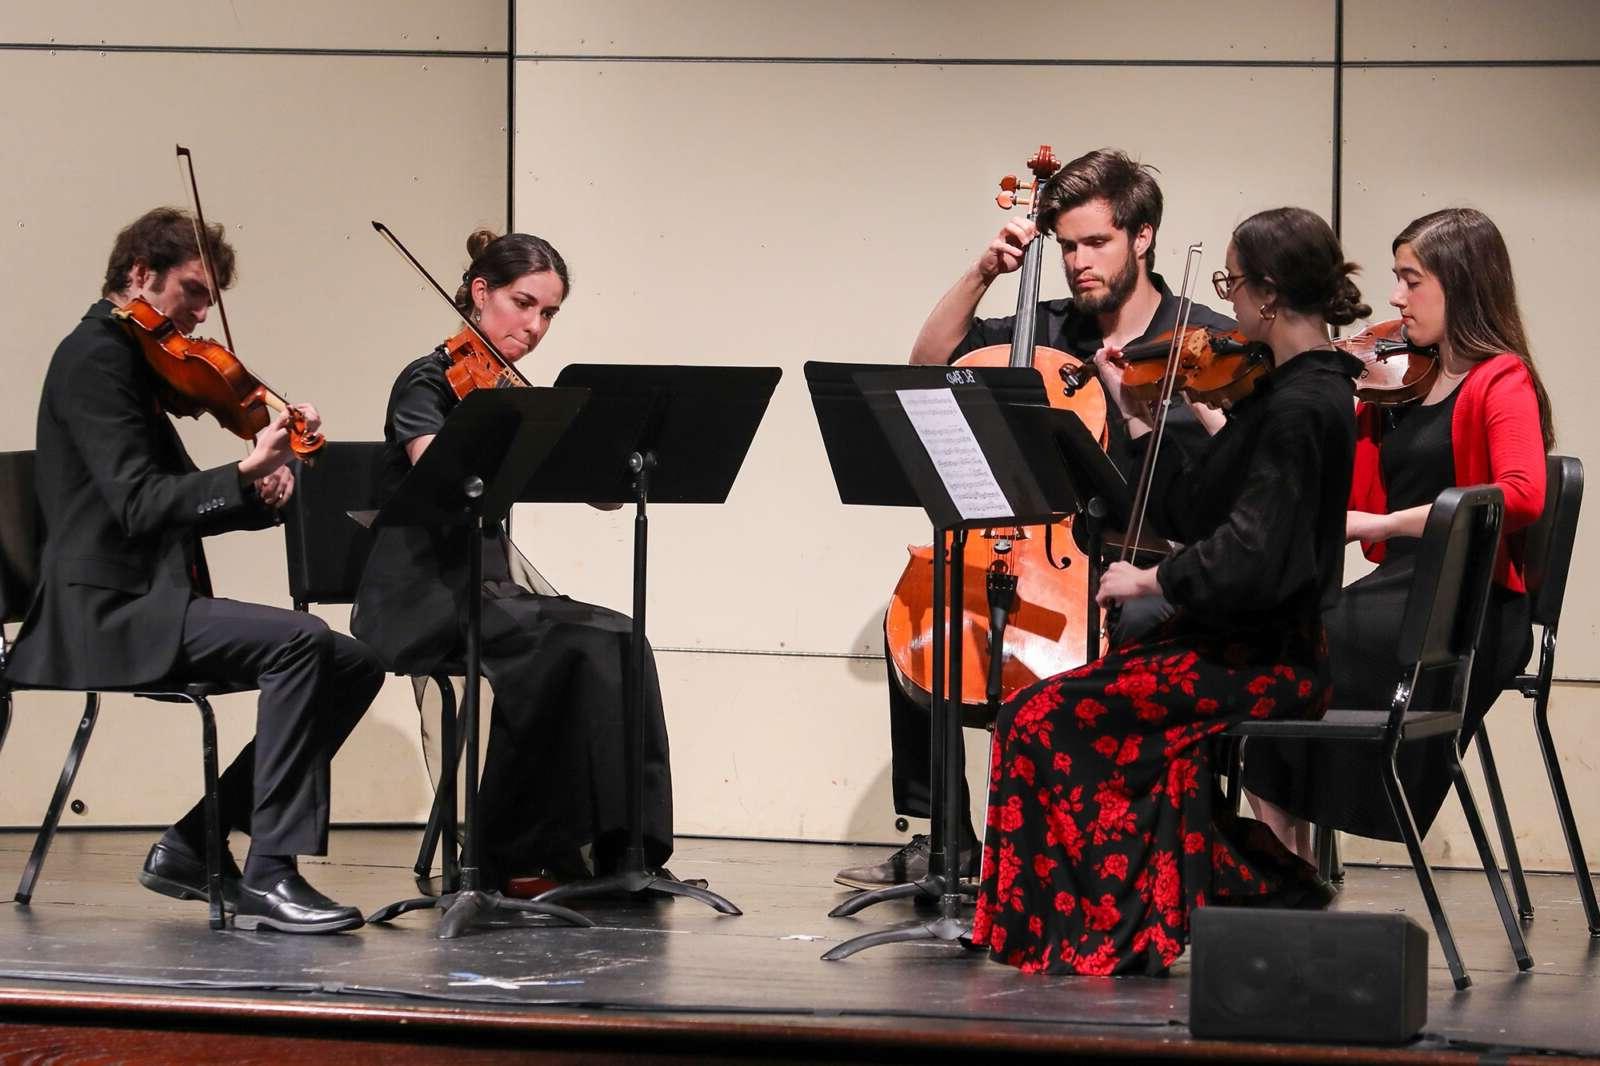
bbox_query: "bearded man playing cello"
[837,149,1234,892]
[7,207,384,933]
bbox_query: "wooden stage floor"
[0,828,1595,1062]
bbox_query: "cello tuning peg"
[996,191,1017,209]
[998,175,1020,192]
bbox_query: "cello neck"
[1008,234,1045,369]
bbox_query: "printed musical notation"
[896,388,1010,522]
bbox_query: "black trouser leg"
[170,597,384,857]
[887,660,974,842]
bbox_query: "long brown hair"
[1393,208,1554,448]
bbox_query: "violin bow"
[369,220,533,388]
[1121,241,1204,563]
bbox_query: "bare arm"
[909,219,1036,365]
[1346,505,1428,544]
[405,434,435,466]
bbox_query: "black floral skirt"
[970,616,1329,976]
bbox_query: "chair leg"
[1314,826,1342,883]
[1533,688,1600,934]
[1222,736,1243,816]
[16,693,99,905]
[413,676,464,893]
[1475,730,1533,920]
[192,695,226,931]
[1449,747,1534,972]
[1380,751,1472,990]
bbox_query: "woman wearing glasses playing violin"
[970,206,1366,977]
[1244,208,1554,858]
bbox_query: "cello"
[884,146,1109,724]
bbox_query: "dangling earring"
[1258,302,1277,322]
[472,308,482,324]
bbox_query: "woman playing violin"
[1244,208,1554,857]
[8,207,383,934]
[969,206,1367,976]
[352,228,673,896]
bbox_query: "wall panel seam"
[0,42,501,59]
[656,646,879,661]
[516,54,1336,68]
[515,55,1600,69]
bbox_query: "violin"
[114,296,323,460]
[116,145,324,463]
[1332,318,1440,405]
[1064,324,1273,410]
[370,221,532,399]
[885,146,1109,722]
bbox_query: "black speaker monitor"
[1189,908,1429,1044]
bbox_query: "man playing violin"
[839,149,1234,892]
[7,207,384,933]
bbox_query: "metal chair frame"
[1226,486,1532,990]
[1470,456,1596,933]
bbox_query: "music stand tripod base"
[827,873,977,919]
[367,889,594,938]
[536,866,742,915]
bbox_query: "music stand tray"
[521,364,781,917]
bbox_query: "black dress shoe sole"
[139,869,238,911]
[233,910,364,934]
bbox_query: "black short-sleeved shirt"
[351,349,511,671]
[1149,349,1363,628]
[948,273,1237,481]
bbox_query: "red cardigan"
[1348,352,1546,593]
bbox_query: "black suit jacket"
[6,301,276,688]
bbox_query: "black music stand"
[524,364,781,917]
[807,360,1048,915]
[363,387,596,938]
[808,364,1078,960]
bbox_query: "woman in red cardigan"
[1243,207,1555,858]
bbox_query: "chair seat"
[134,680,253,703]
[1227,708,1461,742]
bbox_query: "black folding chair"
[0,450,247,930]
[1227,485,1532,990]
[1472,456,1595,932]
[282,441,466,896]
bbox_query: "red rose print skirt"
[970,617,1330,976]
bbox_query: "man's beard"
[1071,246,1140,315]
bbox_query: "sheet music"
[896,388,1010,521]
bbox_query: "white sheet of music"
[896,388,1010,522]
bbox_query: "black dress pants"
[172,597,385,856]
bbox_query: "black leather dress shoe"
[139,838,242,909]
[834,834,980,891]
[234,874,364,934]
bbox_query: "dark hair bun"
[466,228,500,261]
[1322,266,1372,327]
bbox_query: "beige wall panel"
[1342,686,1600,871]
[510,60,1332,656]
[657,649,991,841]
[1339,66,1599,870]
[0,1,504,52]
[0,50,506,826]
[1345,0,1600,62]
[516,0,1332,60]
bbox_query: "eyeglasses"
[1212,271,1248,300]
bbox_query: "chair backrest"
[1521,455,1583,628]
[282,441,387,607]
[0,450,41,626]
[1395,485,1505,684]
